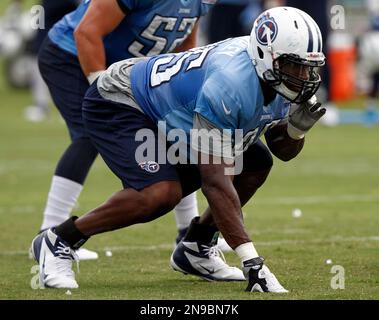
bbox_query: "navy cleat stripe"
[32,232,45,263]
[172,243,215,281]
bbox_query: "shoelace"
[56,242,80,276]
[202,245,227,265]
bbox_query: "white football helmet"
[248,7,325,103]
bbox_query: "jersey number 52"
[128,15,197,57]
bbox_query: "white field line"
[1,193,378,215]
[251,194,379,205]
[0,206,37,214]
[3,236,379,256]
[100,235,379,252]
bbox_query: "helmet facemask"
[248,7,326,103]
[263,53,325,104]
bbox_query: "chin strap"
[275,83,299,101]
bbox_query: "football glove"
[287,95,326,140]
[242,257,288,293]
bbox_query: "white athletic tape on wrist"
[287,122,306,140]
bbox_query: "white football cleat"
[243,257,288,293]
[31,229,79,289]
[175,228,233,253]
[29,243,98,261]
[24,105,49,122]
[171,241,245,281]
[75,248,98,261]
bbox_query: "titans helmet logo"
[255,13,278,46]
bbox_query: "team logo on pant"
[139,161,160,173]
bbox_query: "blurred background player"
[359,0,379,125]
[0,1,35,89]
[206,0,263,43]
[34,0,227,262]
[24,0,80,122]
[284,0,330,105]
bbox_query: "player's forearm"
[74,30,106,77]
[73,0,126,77]
[265,122,304,162]
[201,179,250,249]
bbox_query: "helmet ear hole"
[257,47,264,59]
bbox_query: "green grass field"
[0,1,379,301]
[1,76,378,299]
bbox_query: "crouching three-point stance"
[31,7,326,292]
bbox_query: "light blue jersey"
[131,37,290,150]
[48,0,215,65]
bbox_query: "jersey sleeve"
[194,77,240,130]
[192,78,240,159]
[273,96,291,120]
[200,0,219,16]
[117,0,154,12]
[192,113,234,159]
[116,0,134,12]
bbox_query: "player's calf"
[75,181,182,236]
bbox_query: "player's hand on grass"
[287,95,326,140]
[242,257,288,293]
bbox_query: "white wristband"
[234,242,259,264]
[87,70,105,85]
[287,122,306,140]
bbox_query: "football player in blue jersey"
[35,0,223,262]
[32,7,326,292]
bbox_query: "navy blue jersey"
[48,0,216,65]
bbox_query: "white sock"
[40,176,83,230]
[235,242,259,264]
[31,58,50,111]
[174,192,199,230]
